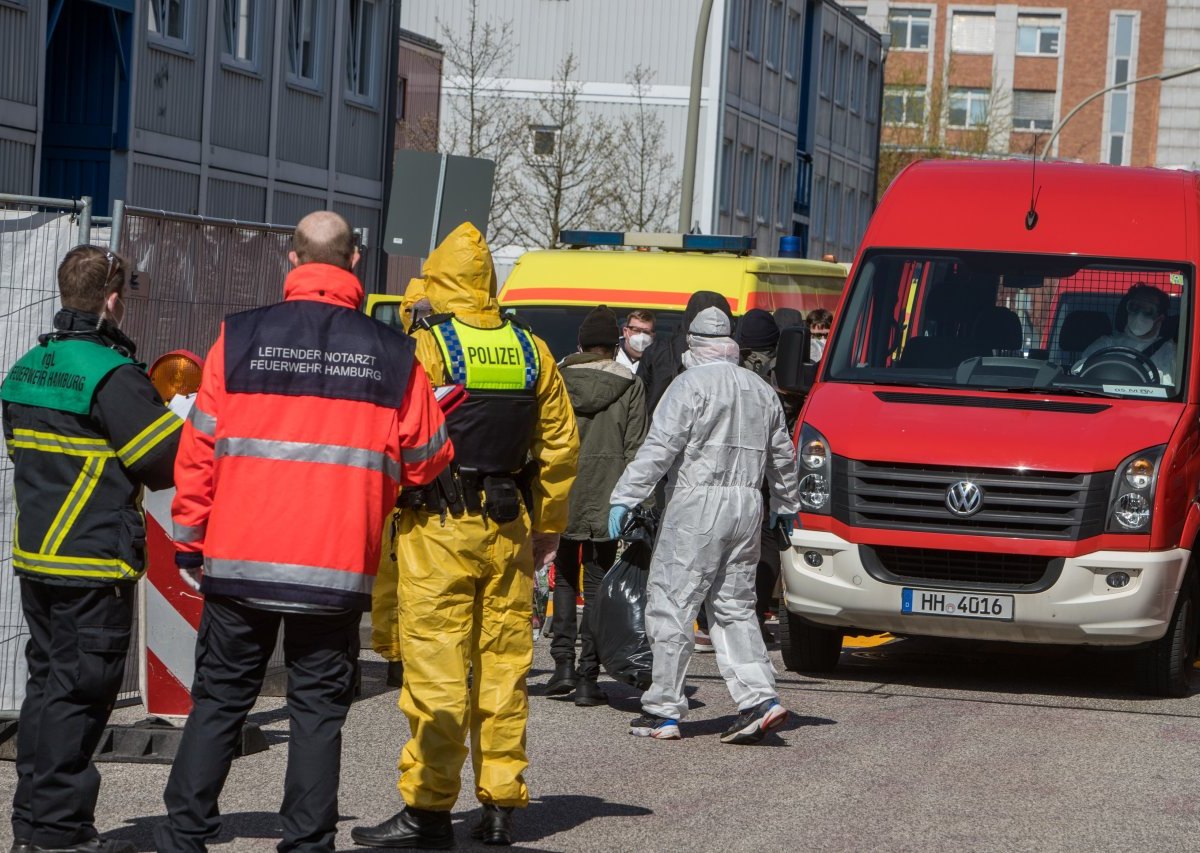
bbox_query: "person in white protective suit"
[608,306,803,744]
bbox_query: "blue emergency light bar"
[559,230,756,254]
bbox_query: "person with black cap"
[545,306,648,705]
[637,291,733,417]
[736,309,790,644]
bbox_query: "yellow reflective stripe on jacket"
[39,456,106,555]
[12,546,139,580]
[9,428,115,457]
[431,320,538,390]
[117,409,183,467]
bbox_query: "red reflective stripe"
[502,287,741,313]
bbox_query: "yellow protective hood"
[399,277,429,334]
[422,222,501,327]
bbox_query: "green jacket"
[560,353,647,540]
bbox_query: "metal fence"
[0,194,125,716]
[0,199,302,718]
[118,208,294,366]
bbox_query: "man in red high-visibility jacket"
[156,211,452,853]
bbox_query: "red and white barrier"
[140,485,202,718]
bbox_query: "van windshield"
[826,251,1191,401]
[502,306,683,361]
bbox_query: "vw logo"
[945,480,984,517]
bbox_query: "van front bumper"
[781,530,1190,646]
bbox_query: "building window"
[866,60,880,121]
[785,10,802,79]
[813,176,826,240]
[1017,14,1061,56]
[1106,13,1138,166]
[834,43,849,106]
[720,138,734,213]
[149,0,189,48]
[766,0,783,70]
[530,126,560,158]
[889,8,930,51]
[346,0,379,103]
[222,0,257,66]
[778,161,793,226]
[1013,90,1055,131]
[737,146,754,218]
[757,155,774,223]
[396,77,408,121]
[948,87,989,128]
[746,0,763,59]
[288,0,324,86]
[819,33,835,97]
[882,86,925,125]
[859,192,871,239]
[850,51,865,113]
[728,0,743,49]
[951,12,994,54]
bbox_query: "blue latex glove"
[769,512,796,536]
[608,505,632,539]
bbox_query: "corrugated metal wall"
[0,140,35,195]
[134,7,207,142]
[131,162,201,213]
[333,198,383,286]
[211,68,272,156]
[337,104,385,179]
[278,88,332,169]
[208,177,268,221]
[274,187,328,226]
[400,0,705,86]
[0,4,40,106]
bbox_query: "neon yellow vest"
[430,319,539,390]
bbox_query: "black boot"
[470,804,514,846]
[574,678,608,707]
[30,840,135,853]
[351,806,454,849]
[386,660,404,688]
[544,660,577,695]
[10,840,31,853]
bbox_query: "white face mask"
[1127,313,1155,338]
[627,332,653,354]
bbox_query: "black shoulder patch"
[225,301,415,407]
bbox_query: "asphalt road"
[3,623,1199,852]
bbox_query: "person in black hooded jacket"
[638,291,733,417]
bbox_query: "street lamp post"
[1040,62,1200,161]
[678,0,716,233]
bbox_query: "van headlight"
[1107,446,1165,532]
[797,423,832,514]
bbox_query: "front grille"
[834,457,1112,540]
[862,544,1057,589]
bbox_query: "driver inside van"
[1074,282,1176,386]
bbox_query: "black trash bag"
[590,509,659,691]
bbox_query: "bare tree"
[605,66,680,232]
[512,54,616,248]
[877,62,1011,198]
[436,0,526,247]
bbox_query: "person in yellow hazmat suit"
[371,278,433,687]
[353,224,579,849]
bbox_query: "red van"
[778,160,1199,695]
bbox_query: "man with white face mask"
[608,307,802,744]
[616,310,655,374]
[1076,283,1176,386]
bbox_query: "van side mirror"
[775,325,813,394]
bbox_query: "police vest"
[429,318,540,473]
[1,338,144,585]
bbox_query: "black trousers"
[550,538,617,681]
[11,579,133,847]
[155,596,359,853]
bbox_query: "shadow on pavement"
[681,712,836,743]
[108,810,290,851]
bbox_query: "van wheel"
[778,603,843,673]
[1135,573,1198,698]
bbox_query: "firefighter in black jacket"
[1,246,181,853]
